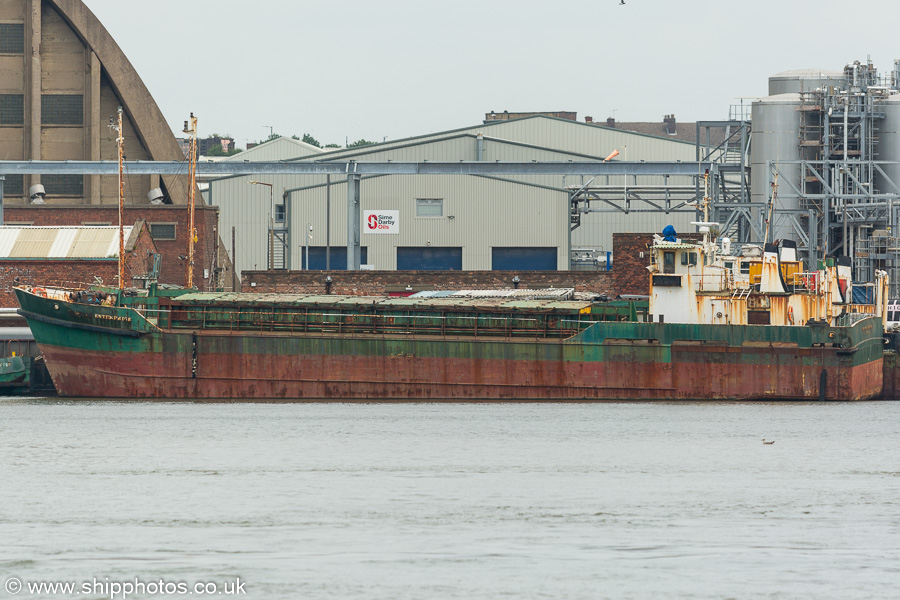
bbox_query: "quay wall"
[881,351,900,400]
[242,233,679,297]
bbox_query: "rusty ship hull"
[15,288,884,401]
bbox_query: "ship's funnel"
[835,255,852,303]
[780,239,798,262]
[760,243,788,294]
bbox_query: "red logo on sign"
[367,214,378,229]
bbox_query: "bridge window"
[663,251,675,274]
[681,252,698,266]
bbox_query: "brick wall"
[242,232,698,297]
[0,221,159,308]
[611,232,702,296]
[245,270,614,296]
[611,233,654,296]
[4,205,220,289]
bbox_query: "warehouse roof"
[222,136,324,162]
[0,226,137,259]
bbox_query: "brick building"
[0,221,158,308]
[3,205,229,290]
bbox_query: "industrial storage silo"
[877,94,900,202]
[768,69,845,96]
[751,93,802,243]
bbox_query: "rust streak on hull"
[39,343,882,401]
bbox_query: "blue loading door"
[491,247,557,270]
[396,247,463,270]
[302,247,368,270]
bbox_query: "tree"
[348,138,376,148]
[206,145,242,157]
[324,143,341,149]
[255,134,281,145]
[301,133,322,148]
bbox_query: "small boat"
[0,355,29,392]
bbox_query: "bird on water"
[762,439,775,445]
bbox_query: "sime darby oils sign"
[363,210,399,234]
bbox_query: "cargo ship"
[12,119,890,400]
[12,225,889,400]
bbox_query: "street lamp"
[248,180,274,270]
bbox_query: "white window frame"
[416,198,443,218]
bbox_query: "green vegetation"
[206,145,242,157]
[300,133,322,148]
[252,133,378,150]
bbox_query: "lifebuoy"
[788,306,795,325]
[34,287,47,298]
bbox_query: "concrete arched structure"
[0,0,189,204]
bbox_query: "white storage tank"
[768,69,845,96]
[877,94,900,199]
[751,93,802,242]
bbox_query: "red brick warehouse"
[4,205,220,290]
[0,221,158,308]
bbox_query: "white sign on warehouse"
[363,210,400,234]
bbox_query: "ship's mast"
[700,171,712,250]
[183,113,198,288]
[765,170,779,245]
[702,171,710,225]
[110,106,125,291]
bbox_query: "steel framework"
[0,160,718,271]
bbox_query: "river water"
[2,399,899,600]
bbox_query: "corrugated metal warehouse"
[207,116,701,273]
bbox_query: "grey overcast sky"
[83,0,898,149]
